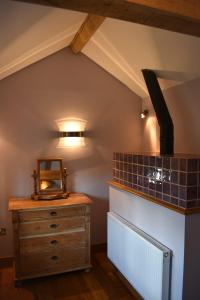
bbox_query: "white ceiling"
[0,1,86,79]
[1,0,200,98]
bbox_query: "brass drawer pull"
[50,224,59,229]
[50,211,57,216]
[51,240,58,245]
[51,255,58,261]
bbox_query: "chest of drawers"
[9,194,92,281]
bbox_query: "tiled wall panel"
[113,153,200,209]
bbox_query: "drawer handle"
[51,240,58,245]
[50,211,57,216]
[50,224,59,229]
[51,255,58,261]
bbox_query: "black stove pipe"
[142,69,174,155]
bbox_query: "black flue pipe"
[142,69,174,155]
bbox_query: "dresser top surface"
[9,193,92,211]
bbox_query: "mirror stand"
[31,159,69,200]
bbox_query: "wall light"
[56,118,87,148]
[140,109,149,119]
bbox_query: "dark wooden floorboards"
[0,247,137,300]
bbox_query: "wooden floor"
[0,246,138,300]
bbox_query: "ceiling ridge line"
[82,38,146,97]
[93,30,147,91]
[83,30,147,97]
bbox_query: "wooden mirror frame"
[38,158,63,194]
[31,158,68,200]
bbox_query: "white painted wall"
[142,77,200,154]
[183,214,200,300]
[109,186,185,300]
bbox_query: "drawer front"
[19,205,87,222]
[20,231,88,254]
[19,217,86,237]
[18,247,89,277]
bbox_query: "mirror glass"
[38,159,63,192]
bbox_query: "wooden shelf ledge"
[108,180,200,215]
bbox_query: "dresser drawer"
[19,205,87,222]
[20,231,88,254]
[19,216,86,237]
[18,247,89,277]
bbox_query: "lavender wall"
[142,77,200,154]
[0,47,142,257]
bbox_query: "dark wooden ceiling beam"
[70,14,105,54]
[13,0,200,37]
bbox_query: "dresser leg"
[84,267,92,273]
[15,280,23,287]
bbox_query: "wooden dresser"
[9,193,92,281]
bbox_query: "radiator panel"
[107,212,171,300]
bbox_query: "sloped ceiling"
[1,0,200,98]
[0,0,86,79]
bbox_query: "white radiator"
[107,212,171,300]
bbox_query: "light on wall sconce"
[56,118,87,148]
[140,109,149,119]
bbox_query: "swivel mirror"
[31,159,68,200]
